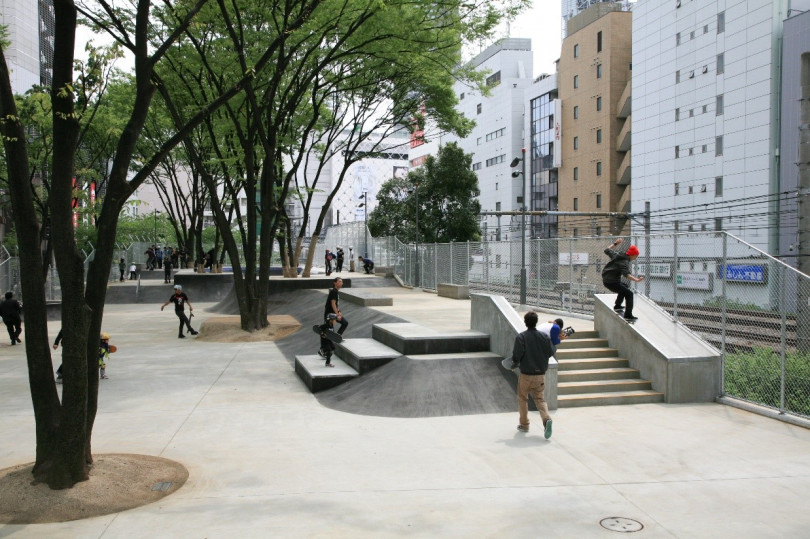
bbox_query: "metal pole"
[520,148,527,305]
[415,183,420,287]
[720,232,727,394]
[364,190,368,258]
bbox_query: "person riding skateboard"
[510,311,555,439]
[161,285,199,338]
[317,313,339,367]
[601,238,644,321]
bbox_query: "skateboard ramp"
[315,354,516,418]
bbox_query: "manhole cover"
[151,481,173,492]
[600,517,644,533]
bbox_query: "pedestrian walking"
[509,311,554,439]
[601,238,644,321]
[118,258,126,281]
[161,285,198,338]
[0,291,23,345]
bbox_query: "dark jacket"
[512,328,555,375]
[0,298,22,323]
[601,248,632,284]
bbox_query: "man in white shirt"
[537,318,566,346]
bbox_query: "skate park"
[1,270,810,536]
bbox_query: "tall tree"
[368,142,481,243]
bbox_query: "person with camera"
[509,311,555,439]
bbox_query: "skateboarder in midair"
[601,238,644,321]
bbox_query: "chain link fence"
[4,224,807,420]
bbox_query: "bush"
[724,348,810,417]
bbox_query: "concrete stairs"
[556,330,664,407]
[295,322,493,393]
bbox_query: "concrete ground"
[1,274,810,537]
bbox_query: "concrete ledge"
[374,265,394,277]
[340,289,393,307]
[335,338,401,374]
[437,283,469,299]
[295,354,358,392]
[471,293,558,410]
[372,322,490,355]
[594,294,721,403]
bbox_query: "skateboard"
[501,356,518,372]
[613,308,636,323]
[109,345,118,353]
[313,324,343,343]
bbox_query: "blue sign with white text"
[719,264,766,284]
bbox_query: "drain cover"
[151,481,173,492]
[600,517,644,533]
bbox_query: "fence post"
[466,241,470,286]
[449,241,454,285]
[780,263,787,413]
[720,232,727,394]
[673,233,679,322]
[568,238,574,312]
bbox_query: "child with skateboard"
[99,332,117,379]
[601,238,644,321]
[315,313,341,367]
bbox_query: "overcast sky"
[476,0,564,77]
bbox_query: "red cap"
[626,245,639,256]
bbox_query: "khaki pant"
[518,373,551,430]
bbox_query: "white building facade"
[0,0,53,94]
[631,0,791,253]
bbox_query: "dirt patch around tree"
[194,315,301,342]
[0,454,188,524]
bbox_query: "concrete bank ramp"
[316,353,515,418]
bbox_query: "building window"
[715,217,723,231]
[702,144,707,153]
[674,221,679,231]
[596,64,602,78]
[596,226,602,236]
[716,94,724,115]
[574,167,579,181]
[717,53,724,74]
[574,75,579,89]
[574,43,579,58]
[688,185,693,194]
[715,135,723,156]
[596,193,602,208]
[486,71,501,87]
[676,70,680,83]
[675,108,680,121]
[688,224,694,232]
[477,137,481,145]
[689,108,694,117]
[715,176,723,196]
[690,30,695,39]
[704,24,709,34]
[676,32,681,46]
[596,129,602,143]
[717,11,725,33]
[573,136,579,150]
[476,103,482,114]
[597,31,602,52]
[596,162,602,176]
[472,162,481,171]
[573,197,578,211]
[573,105,579,119]
[573,228,579,237]
[675,145,679,158]
[459,92,465,100]
[495,202,501,211]
[596,96,602,111]
[675,182,680,195]
[702,104,708,114]
[701,223,707,231]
